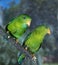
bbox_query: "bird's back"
[25,26,48,53]
[7,20,28,38]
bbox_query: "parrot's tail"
[18,53,25,64]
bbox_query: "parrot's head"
[37,25,51,35]
[19,14,32,27]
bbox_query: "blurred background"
[0,0,57,65]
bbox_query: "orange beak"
[27,20,31,27]
[47,28,51,35]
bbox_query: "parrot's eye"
[23,16,26,19]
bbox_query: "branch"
[0,26,32,60]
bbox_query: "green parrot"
[18,25,51,64]
[6,14,32,44]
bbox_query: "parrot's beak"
[47,28,51,35]
[27,20,31,27]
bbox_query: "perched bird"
[6,14,32,44]
[18,25,51,64]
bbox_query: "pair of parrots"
[6,14,51,64]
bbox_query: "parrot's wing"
[18,29,30,45]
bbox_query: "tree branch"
[0,26,32,60]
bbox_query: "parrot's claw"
[7,31,9,34]
[25,47,28,50]
[16,39,19,44]
[32,54,37,62]
[8,36,10,38]
[32,56,37,62]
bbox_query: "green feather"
[18,25,50,64]
[18,54,25,64]
[25,25,50,53]
[7,14,31,39]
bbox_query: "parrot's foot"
[25,47,28,50]
[16,39,19,44]
[6,31,9,34]
[32,54,37,62]
[7,31,11,38]
[8,36,11,39]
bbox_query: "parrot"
[6,14,32,44]
[18,25,51,64]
